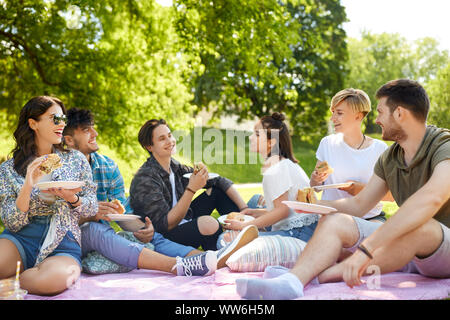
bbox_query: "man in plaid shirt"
[63,108,219,276]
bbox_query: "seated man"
[63,108,257,276]
[236,79,450,299]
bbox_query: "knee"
[317,214,359,245]
[26,265,81,296]
[197,216,220,236]
[318,213,353,231]
[410,219,443,247]
[82,222,113,244]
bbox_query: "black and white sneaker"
[217,225,258,269]
[174,251,217,276]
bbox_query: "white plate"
[182,172,220,179]
[106,214,141,221]
[35,180,85,191]
[282,201,338,214]
[116,218,145,232]
[217,214,255,225]
[313,182,353,192]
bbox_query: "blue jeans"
[0,216,82,270]
[259,222,318,242]
[217,194,318,248]
[81,222,196,269]
[247,194,265,209]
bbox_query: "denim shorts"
[0,216,82,270]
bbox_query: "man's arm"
[362,160,450,254]
[320,174,390,218]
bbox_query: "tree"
[0,0,196,158]
[345,31,449,133]
[174,0,348,141]
[426,62,450,129]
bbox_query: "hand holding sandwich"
[187,163,208,193]
[310,160,334,186]
[24,155,50,187]
[17,154,69,212]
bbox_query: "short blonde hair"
[330,88,371,117]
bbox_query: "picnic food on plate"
[111,199,125,214]
[193,161,206,174]
[39,153,62,174]
[226,212,245,221]
[315,160,334,175]
[296,187,317,204]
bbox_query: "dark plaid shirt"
[129,156,233,235]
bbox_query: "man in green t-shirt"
[235,79,450,300]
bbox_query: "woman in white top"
[310,88,392,221]
[221,113,319,244]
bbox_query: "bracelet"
[357,244,373,259]
[67,194,80,206]
[186,187,196,195]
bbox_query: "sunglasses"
[52,114,67,125]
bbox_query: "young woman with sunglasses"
[0,96,98,295]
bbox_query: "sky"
[156,0,450,51]
[341,0,450,51]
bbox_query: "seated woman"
[0,96,98,296]
[310,88,391,222]
[129,119,249,251]
[220,113,319,245]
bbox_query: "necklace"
[356,135,366,150]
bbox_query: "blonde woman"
[310,88,391,221]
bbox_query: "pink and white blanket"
[26,269,450,300]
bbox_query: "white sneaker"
[174,250,217,276]
[217,225,258,269]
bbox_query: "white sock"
[236,272,304,300]
[263,265,319,286]
[263,265,290,279]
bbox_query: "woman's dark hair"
[375,79,430,122]
[12,96,68,176]
[138,119,168,155]
[260,112,298,163]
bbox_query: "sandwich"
[193,161,206,174]
[296,187,317,204]
[39,153,62,174]
[316,161,334,175]
[111,199,125,214]
[226,212,245,221]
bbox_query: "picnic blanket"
[26,268,450,300]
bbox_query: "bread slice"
[316,161,334,175]
[296,187,317,204]
[111,199,125,214]
[193,162,206,174]
[227,212,245,221]
[39,153,62,174]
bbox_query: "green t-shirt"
[374,125,450,227]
